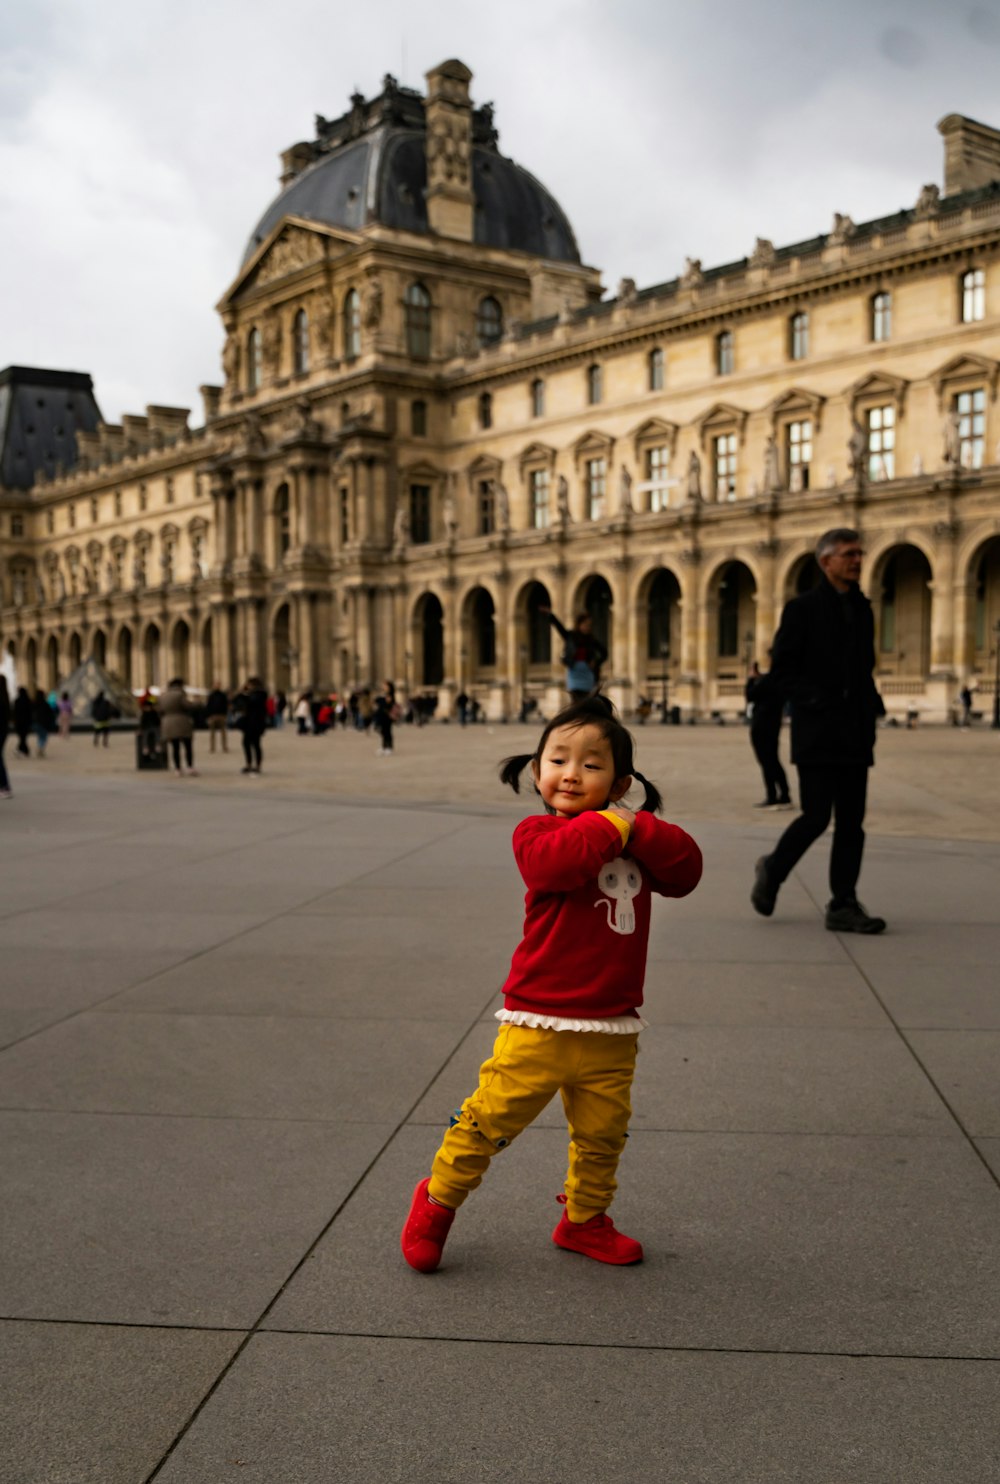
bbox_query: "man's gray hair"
[816,527,859,561]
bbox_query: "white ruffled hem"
[496,1008,646,1034]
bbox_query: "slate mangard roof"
[0,366,102,491]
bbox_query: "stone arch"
[411,591,445,687]
[870,543,932,679]
[91,628,107,668]
[116,626,133,690]
[461,584,497,680]
[170,618,191,680]
[705,558,758,680]
[569,571,615,662]
[272,602,292,695]
[964,532,1000,677]
[513,578,553,669]
[68,631,83,671]
[45,633,60,690]
[782,550,822,599]
[142,622,162,688]
[636,565,683,677]
[24,636,37,689]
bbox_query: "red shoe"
[401,1178,455,1272]
[552,1195,643,1265]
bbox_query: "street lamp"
[992,619,1000,730]
[659,637,671,724]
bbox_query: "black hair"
[499,693,663,814]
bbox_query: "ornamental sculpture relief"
[256,228,323,285]
[427,116,470,186]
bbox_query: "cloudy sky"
[3,0,999,423]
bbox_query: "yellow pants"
[428,1023,638,1223]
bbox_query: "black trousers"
[750,726,789,803]
[242,728,263,768]
[768,764,869,905]
[169,736,193,770]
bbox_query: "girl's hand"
[606,804,635,833]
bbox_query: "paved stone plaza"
[1,723,998,1482]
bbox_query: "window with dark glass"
[477,480,495,536]
[247,328,262,390]
[409,483,431,544]
[405,282,432,359]
[411,399,427,437]
[90,499,99,522]
[339,487,350,544]
[786,420,812,490]
[961,268,985,324]
[343,290,361,359]
[478,392,492,430]
[956,388,985,468]
[648,347,664,391]
[293,309,309,374]
[529,468,550,528]
[717,565,740,656]
[477,296,503,346]
[275,484,291,556]
[586,457,606,519]
[11,515,23,537]
[880,556,897,651]
[866,405,895,481]
[530,378,545,418]
[789,311,809,361]
[714,433,737,500]
[716,330,734,376]
[871,291,891,342]
[587,364,602,405]
[474,588,496,667]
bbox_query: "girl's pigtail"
[632,770,663,815]
[498,753,535,794]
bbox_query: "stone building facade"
[3,61,1000,721]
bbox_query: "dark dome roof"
[242,77,580,267]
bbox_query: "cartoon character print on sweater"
[594,857,642,935]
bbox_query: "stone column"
[929,521,958,673]
[754,540,779,658]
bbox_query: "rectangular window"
[648,348,664,391]
[411,400,427,438]
[339,487,350,544]
[872,292,891,342]
[11,515,23,537]
[477,479,494,536]
[531,379,544,418]
[716,331,734,376]
[646,445,671,511]
[962,268,985,323]
[956,388,985,469]
[586,457,606,519]
[587,365,602,405]
[529,468,550,529]
[867,405,895,481]
[713,433,737,500]
[786,420,812,491]
[410,484,431,544]
[790,312,809,361]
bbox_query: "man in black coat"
[751,528,886,933]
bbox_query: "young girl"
[401,694,702,1272]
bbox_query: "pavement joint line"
[141,978,503,1484]
[0,815,478,1059]
[2,1313,999,1365]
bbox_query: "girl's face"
[532,723,630,818]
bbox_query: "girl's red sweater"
[501,810,703,1020]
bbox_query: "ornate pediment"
[932,353,1000,407]
[696,402,748,451]
[518,441,556,472]
[466,452,502,490]
[572,428,614,463]
[767,386,826,431]
[630,417,678,457]
[849,371,908,416]
[221,217,360,307]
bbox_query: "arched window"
[275,484,291,558]
[477,296,503,346]
[648,347,665,391]
[587,364,603,405]
[478,392,493,431]
[871,291,891,342]
[716,330,734,376]
[961,268,985,324]
[473,589,496,668]
[789,311,809,361]
[405,282,432,359]
[343,290,361,360]
[530,378,545,418]
[293,309,309,374]
[246,328,262,391]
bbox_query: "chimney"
[423,59,474,241]
[938,113,1000,195]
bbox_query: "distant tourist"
[159,677,199,777]
[237,676,269,774]
[959,683,974,728]
[745,660,791,810]
[138,688,161,760]
[373,692,394,756]
[456,690,469,727]
[32,689,55,757]
[539,606,607,700]
[57,691,73,739]
[0,675,12,797]
[91,690,113,748]
[13,685,32,757]
[294,691,313,735]
[204,681,230,753]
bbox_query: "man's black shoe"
[751,855,778,917]
[825,900,887,934]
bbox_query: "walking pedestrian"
[159,677,199,776]
[373,692,394,756]
[294,691,313,735]
[91,690,113,747]
[0,675,12,797]
[205,681,230,753]
[539,606,607,700]
[959,683,974,728]
[456,690,469,727]
[57,691,74,739]
[13,685,32,756]
[751,528,886,933]
[32,689,55,756]
[138,688,161,760]
[237,676,268,774]
[746,660,791,809]
[400,694,702,1274]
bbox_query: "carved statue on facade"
[392,500,410,551]
[616,277,637,303]
[443,476,459,540]
[829,212,856,245]
[262,315,281,373]
[848,418,868,484]
[687,450,702,501]
[914,183,941,220]
[241,412,265,453]
[618,464,633,513]
[105,559,117,593]
[943,406,962,466]
[680,257,703,290]
[763,434,781,493]
[556,474,572,524]
[494,480,511,533]
[222,334,239,387]
[363,277,383,329]
[132,554,145,590]
[55,566,67,601]
[750,237,775,268]
[294,397,322,441]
